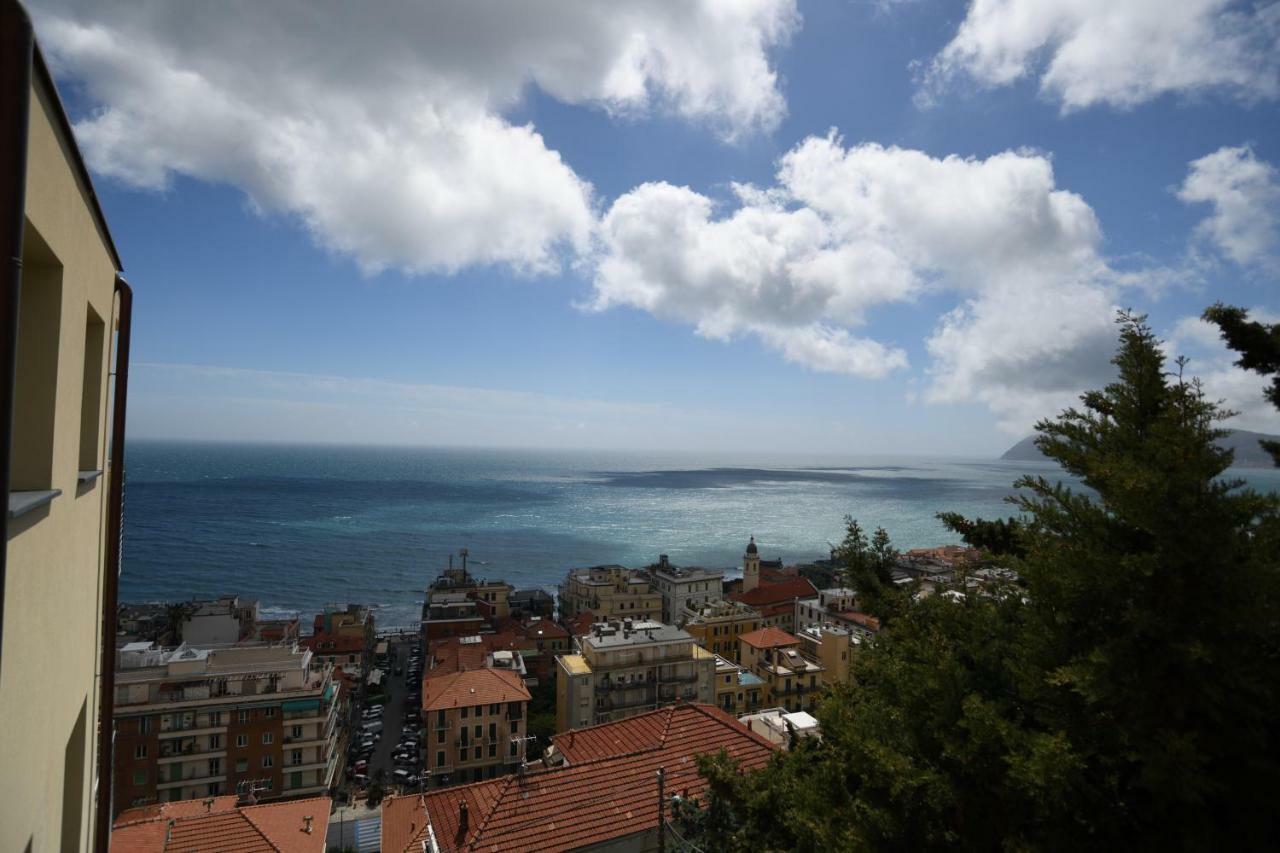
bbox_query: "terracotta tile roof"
[738,626,800,650]
[381,704,776,852]
[730,577,818,607]
[427,632,526,677]
[303,632,365,654]
[834,610,882,632]
[566,611,597,637]
[422,667,530,712]
[522,618,569,640]
[111,796,330,852]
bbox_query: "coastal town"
[106,539,996,850]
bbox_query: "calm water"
[120,441,1280,627]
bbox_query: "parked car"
[361,721,383,735]
[354,759,368,773]
[353,773,368,787]
[393,768,412,783]
[400,740,418,751]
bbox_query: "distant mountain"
[1001,430,1280,468]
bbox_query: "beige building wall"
[1,71,122,853]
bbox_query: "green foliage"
[678,313,1280,850]
[935,512,1026,558]
[1203,302,1280,464]
[832,517,903,620]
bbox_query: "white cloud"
[31,0,798,274]
[1178,145,1280,268]
[593,132,1121,427]
[921,0,1280,111]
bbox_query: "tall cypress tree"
[678,314,1280,850]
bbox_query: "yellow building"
[558,565,661,622]
[738,627,824,714]
[554,619,715,732]
[0,12,134,853]
[422,668,530,787]
[796,623,855,686]
[683,599,762,663]
[713,654,765,716]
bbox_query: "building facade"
[555,619,715,732]
[558,565,662,622]
[421,668,530,787]
[683,598,762,663]
[796,624,855,686]
[714,654,765,716]
[646,555,724,623]
[0,17,131,852]
[738,627,825,714]
[112,642,341,813]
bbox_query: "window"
[474,725,481,739]
[263,778,273,790]
[436,751,445,768]
[264,707,276,718]
[238,710,250,724]
[235,735,247,748]
[437,729,445,744]
[488,723,496,741]
[133,745,147,759]
[78,305,105,473]
[436,710,446,727]
[488,743,496,758]
[460,706,468,719]
[12,225,62,496]
[236,759,248,772]
[209,711,222,726]
[509,721,517,734]
[508,740,517,757]
[262,732,273,745]
[489,703,499,715]
[209,734,222,749]
[139,717,152,735]
[290,771,303,789]
[262,755,274,768]
[291,750,302,766]
[474,746,481,760]
[208,758,221,775]
[291,725,303,739]
[132,770,146,786]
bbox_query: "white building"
[646,555,724,624]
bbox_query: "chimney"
[459,800,470,833]
[303,815,313,834]
[165,819,175,844]
[202,797,214,813]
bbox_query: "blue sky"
[34,0,1280,455]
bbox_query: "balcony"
[157,725,226,740]
[156,769,226,790]
[157,747,227,765]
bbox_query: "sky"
[30,0,1280,456]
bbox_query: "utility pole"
[656,766,666,853]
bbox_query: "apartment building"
[738,627,825,714]
[796,624,855,686]
[112,642,341,813]
[795,586,857,632]
[181,595,259,645]
[421,667,530,787]
[558,565,662,621]
[383,704,777,853]
[683,598,762,663]
[714,654,765,716]
[645,555,724,623]
[0,10,133,851]
[555,619,715,732]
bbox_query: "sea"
[120,440,1280,629]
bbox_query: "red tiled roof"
[428,631,528,676]
[422,667,530,712]
[112,796,330,852]
[833,610,882,632]
[730,577,818,607]
[382,704,776,852]
[522,617,569,640]
[566,611,596,637]
[302,632,364,655]
[739,626,799,650]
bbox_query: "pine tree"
[674,313,1280,850]
[1202,302,1280,464]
